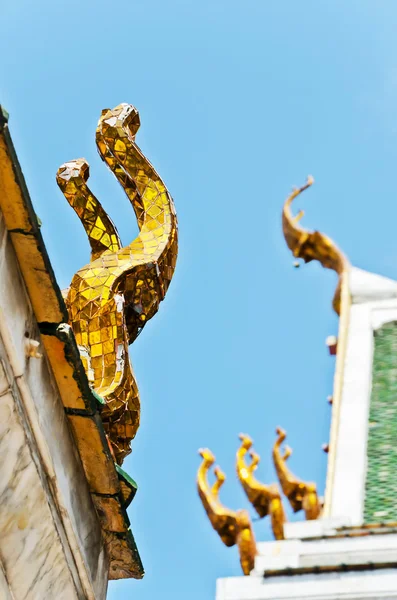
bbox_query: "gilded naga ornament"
[282,175,349,314]
[273,427,321,520]
[282,176,351,513]
[57,103,178,463]
[198,430,322,572]
[197,177,346,572]
[236,434,286,540]
[197,448,257,575]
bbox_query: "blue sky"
[2,1,397,598]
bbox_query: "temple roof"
[0,106,143,580]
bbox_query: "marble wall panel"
[0,207,108,598]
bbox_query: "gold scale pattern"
[57,103,178,463]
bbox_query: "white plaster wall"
[329,302,373,524]
[283,517,351,540]
[0,209,108,598]
[329,267,397,524]
[216,570,397,600]
[253,533,397,574]
[217,533,397,600]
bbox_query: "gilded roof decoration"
[273,427,321,520]
[198,431,321,574]
[236,434,286,540]
[197,177,353,574]
[282,175,349,314]
[197,448,257,575]
[282,177,351,515]
[57,103,178,464]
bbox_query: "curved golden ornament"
[235,509,257,577]
[56,103,178,464]
[282,176,349,314]
[197,448,257,575]
[282,177,351,515]
[236,434,286,540]
[273,428,321,520]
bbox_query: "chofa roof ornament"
[282,177,351,515]
[197,448,257,575]
[282,175,349,314]
[197,177,351,574]
[273,427,321,520]
[236,433,286,540]
[57,103,178,464]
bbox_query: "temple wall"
[0,207,109,599]
[328,267,397,524]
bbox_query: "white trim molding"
[328,267,397,524]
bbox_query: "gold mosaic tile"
[57,104,178,463]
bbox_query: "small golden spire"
[236,434,286,540]
[197,448,257,575]
[282,176,349,314]
[272,428,321,520]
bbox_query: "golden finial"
[272,428,321,520]
[56,103,178,463]
[236,434,286,540]
[282,176,349,314]
[197,448,257,575]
